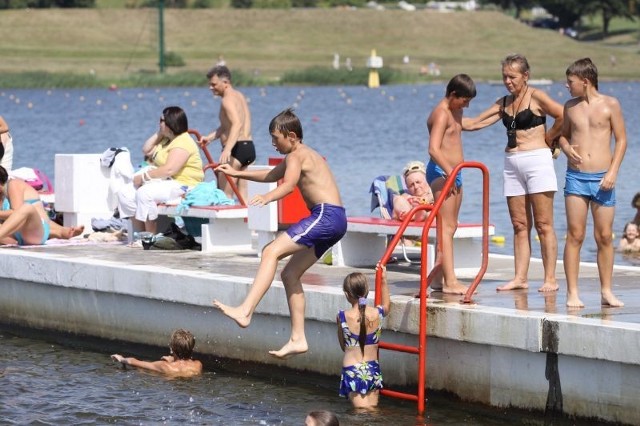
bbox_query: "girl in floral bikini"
[336,265,390,409]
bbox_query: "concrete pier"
[0,244,638,424]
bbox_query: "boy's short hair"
[566,57,598,90]
[446,74,476,99]
[169,329,196,360]
[206,65,232,82]
[269,108,303,140]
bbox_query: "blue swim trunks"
[564,169,615,207]
[286,203,347,258]
[339,360,384,398]
[426,160,462,188]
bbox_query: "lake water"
[3,82,639,266]
[1,83,638,424]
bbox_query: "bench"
[157,204,250,253]
[331,216,495,272]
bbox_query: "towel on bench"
[176,182,235,214]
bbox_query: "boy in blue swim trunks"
[214,108,346,359]
[425,74,476,295]
[558,58,627,308]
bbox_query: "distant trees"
[0,0,94,7]
[481,0,636,37]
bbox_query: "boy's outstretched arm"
[215,160,286,183]
[111,354,170,374]
[248,154,301,206]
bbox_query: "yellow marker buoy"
[491,235,505,244]
[367,49,383,89]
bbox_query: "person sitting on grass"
[111,329,202,378]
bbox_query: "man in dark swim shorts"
[201,65,254,203]
[231,140,256,167]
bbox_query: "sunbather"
[0,166,83,245]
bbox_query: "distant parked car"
[532,17,560,30]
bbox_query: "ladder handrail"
[187,129,247,207]
[373,161,491,414]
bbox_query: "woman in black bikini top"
[460,54,564,295]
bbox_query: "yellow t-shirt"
[152,132,204,187]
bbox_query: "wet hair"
[169,328,196,360]
[162,106,188,136]
[623,222,638,238]
[502,53,530,75]
[632,192,640,209]
[206,65,232,82]
[342,272,369,356]
[269,108,303,140]
[307,410,340,426]
[0,165,7,185]
[446,73,476,98]
[566,58,599,90]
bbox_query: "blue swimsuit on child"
[338,306,385,397]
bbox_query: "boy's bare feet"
[212,300,251,328]
[268,338,308,359]
[601,292,624,307]
[442,281,469,295]
[538,282,559,292]
[427,264,443,291]
[566,294,584,308]
[497,278,528,291]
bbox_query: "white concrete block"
[247,166,278,233]
[55,154,113,229]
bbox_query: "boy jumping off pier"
[559,58,627,308]
[213,108,346,359]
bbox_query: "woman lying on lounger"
[0,166,84,246]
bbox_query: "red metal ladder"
[187,128,247,207]
[373,161,492,414]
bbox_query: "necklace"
[506,86,529,148]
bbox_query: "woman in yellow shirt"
[118,106,203,233]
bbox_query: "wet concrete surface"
[8,242,640,324]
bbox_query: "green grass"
[0,8,638,87]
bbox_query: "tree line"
[481,0,636,37]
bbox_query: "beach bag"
[10,167,52,192]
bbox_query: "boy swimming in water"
[111,329,202,377]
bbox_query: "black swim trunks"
[230,140,256,167]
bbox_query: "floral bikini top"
[338,306,386,348]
